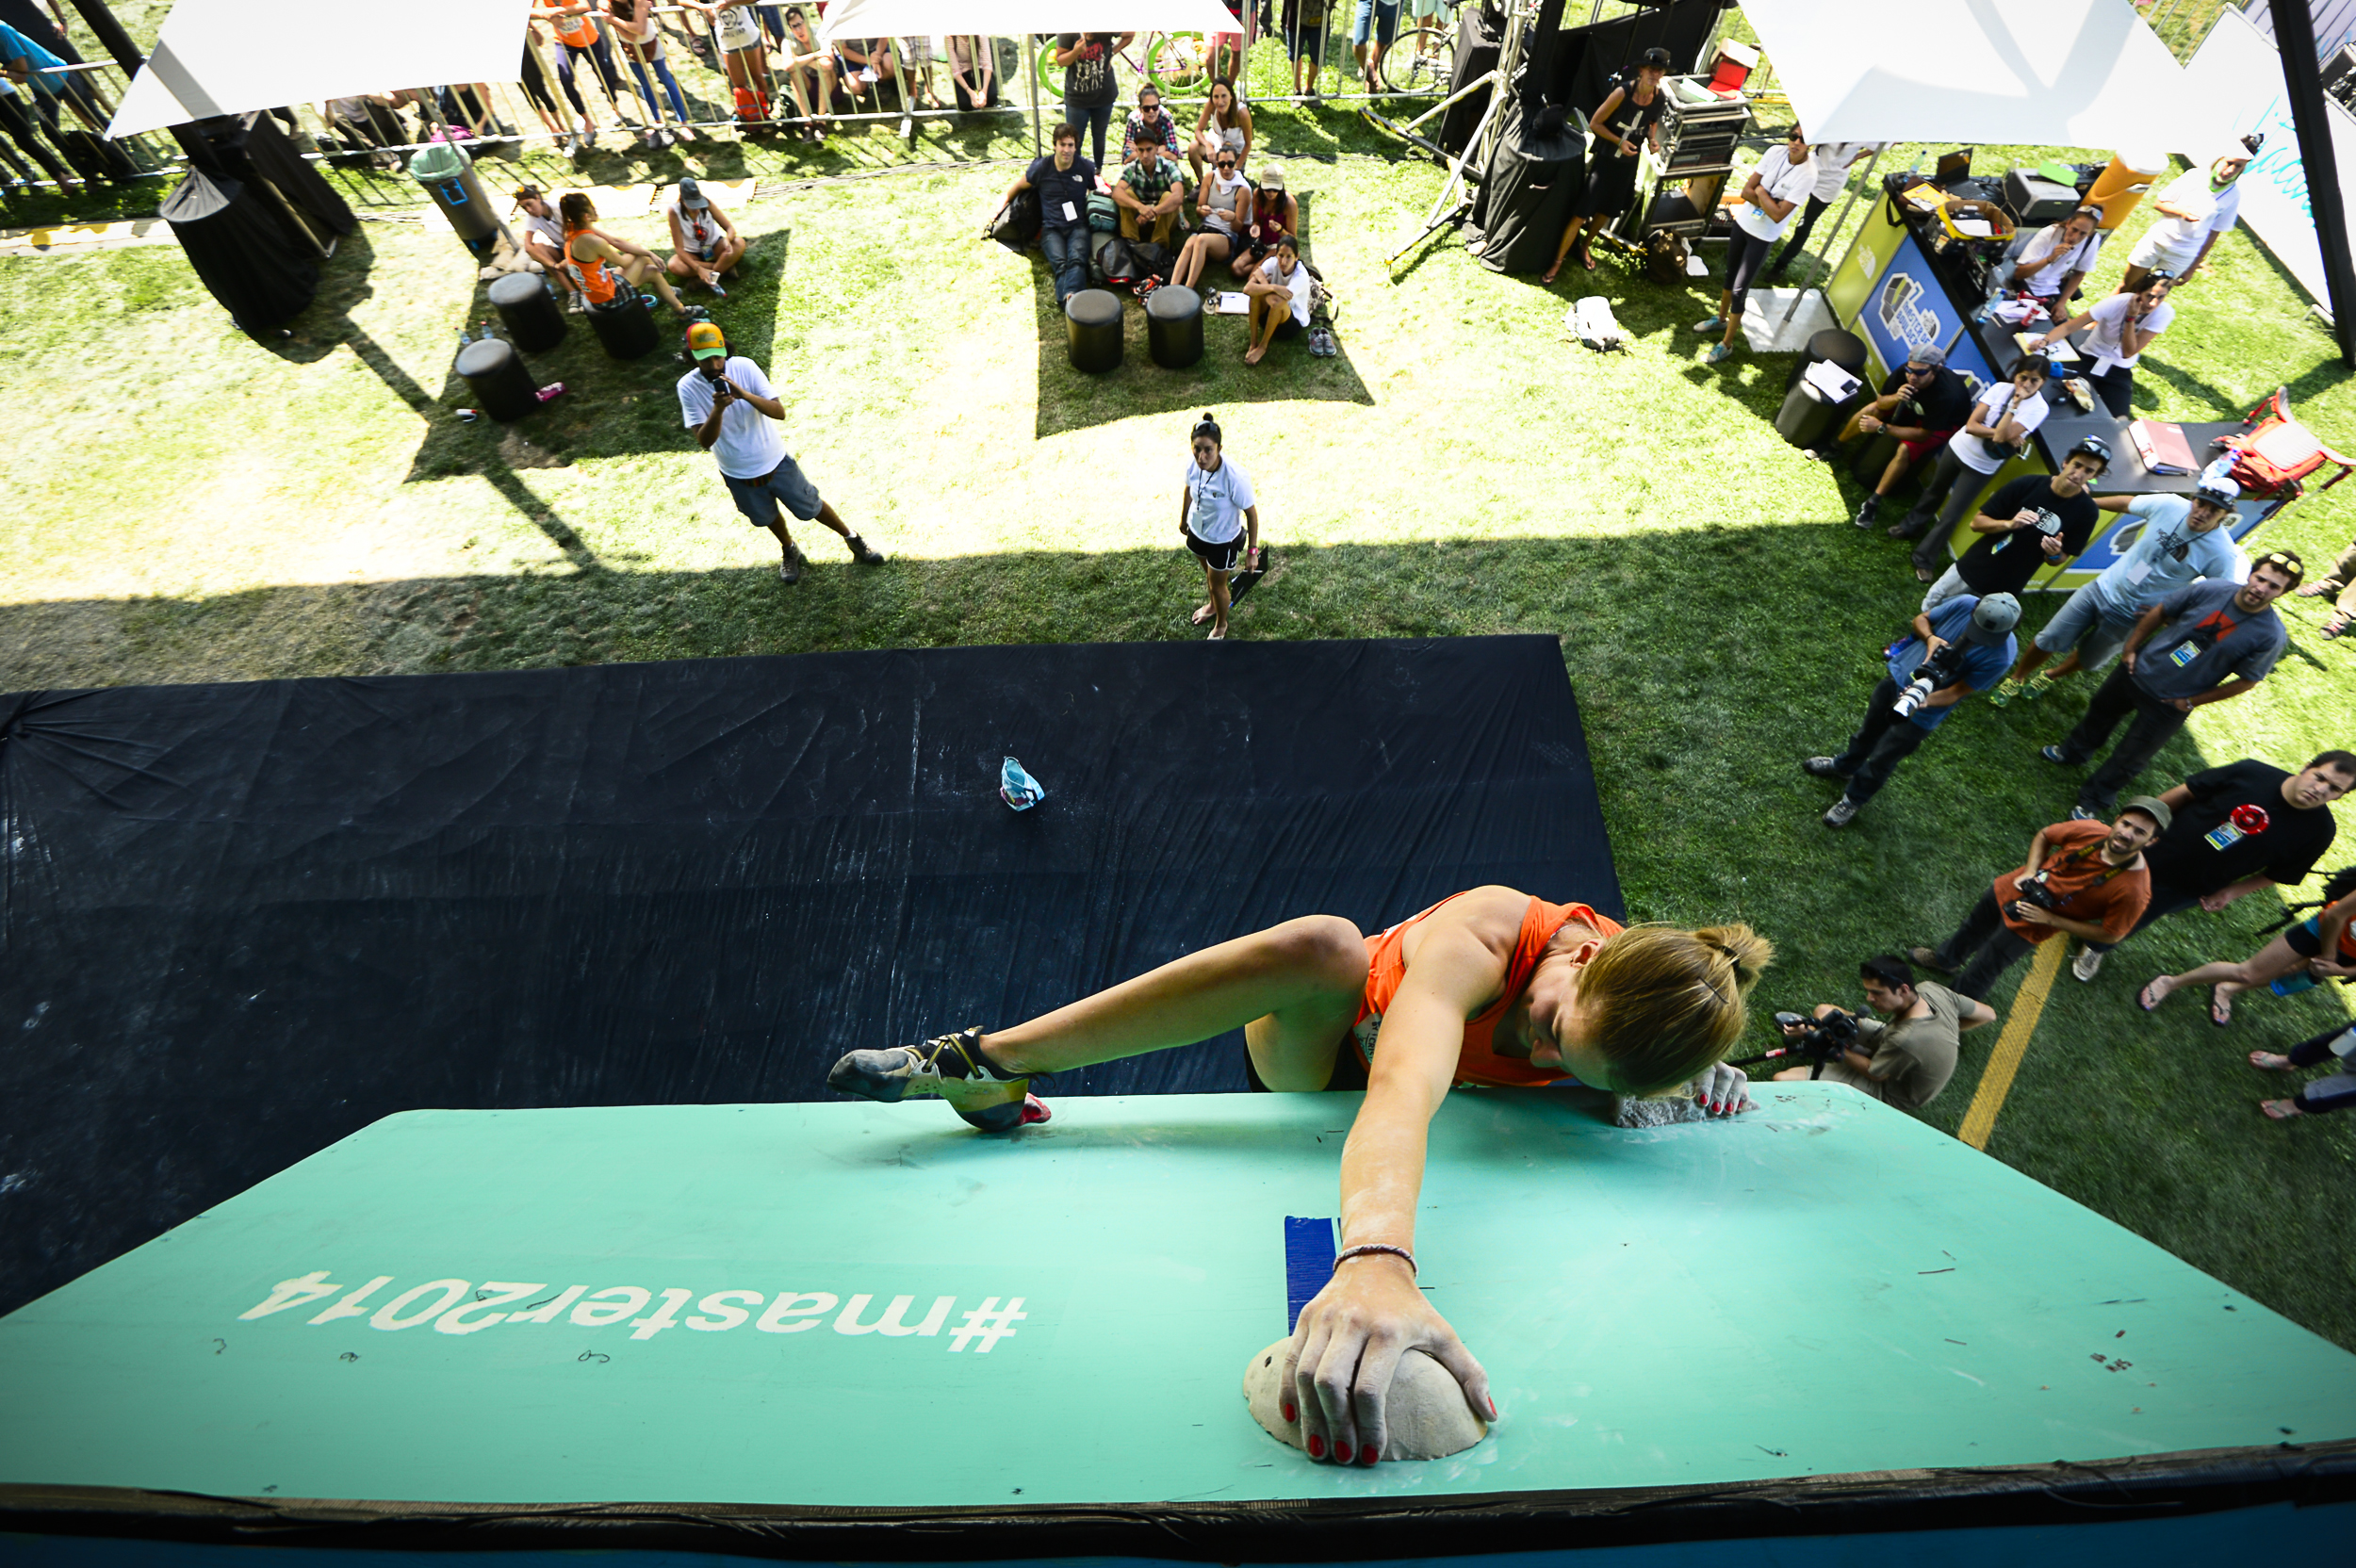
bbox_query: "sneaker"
[2069,805,2100,821]
[845,532,886,564]
[1704,341,1733,364]
[1800,448,1823,462]
[1888,514,1929,540]
[2022,672,2056,701]
[2072,945,2106,983]
[1988,677,2022,707]
[826,1027,1036,1133]
[1693,315,1724,334]
[1908,945,1956,974]
[1822,797,1859,828]
[778,549,805,584]
[1853,494,1881,529]
[566,294,587,315]
[674,123,697,143]
[2040,744,2073,765]
[1802,756,1852,780]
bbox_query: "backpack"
[1645,228,1690,285]
[1569,295,1630,351]
[986,188,1042,252]
[1087,190,1119,232]
[1096,236,1142,285]
[2216,387,2356,502]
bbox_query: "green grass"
[4,28,2355,1353]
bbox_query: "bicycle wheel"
[1144,31,1214,97]
[1378,29,1451,96]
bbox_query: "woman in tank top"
[1543,47,1670,283]
[560,192,690,316]
[826,886,1769,1469]
[695,1,774,123]
[1187,76,1253,187]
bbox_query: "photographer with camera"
[1766,956,1996,1112]
[1914,436,2107,596]
[1805,593,2020,828]
[2038,551,2302,816]
[1911,802,2166,1000]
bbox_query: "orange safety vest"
[1351,893,1623,1087]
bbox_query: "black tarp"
[0,637,1618,1315]
[1542,0,1722,122]
[1468,99,1586,272]
[158,169,317,332]
[215,112,358,246]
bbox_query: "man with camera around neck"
[1772,956,1996,1112]
[1805,592,2020,828]
[1911,801,2167,1000]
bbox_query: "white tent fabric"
[108,0,532,140]
[1742,0,2217,151]
[815,0,1248,44]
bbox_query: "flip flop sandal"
[2209,987,2234,1026]
[2136,979,2168,1011]
[2260,1099,2302,1120]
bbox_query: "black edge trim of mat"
[5,1440,2354,1559]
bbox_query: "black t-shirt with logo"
[2143,760,2340,893]
[1876,364,1974,432]
[1057,33,1119,107]
[1953,474,2102,595]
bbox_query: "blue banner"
[1857,233,1991,388]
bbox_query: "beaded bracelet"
[1333,1243,1416,1277]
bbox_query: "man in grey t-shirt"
[2042,552,2301,815]
[1772,956,1996,1112]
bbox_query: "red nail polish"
[1360,1444,1378,1465]
[1334,1441,1352,1463]
[1282,1402,1296,1423]
[1307,1434,1325,1459]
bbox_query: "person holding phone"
[677,321,885,583]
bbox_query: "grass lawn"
[4,24,2354,1351]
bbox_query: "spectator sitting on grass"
[1911,802,2165,1001]
[1116,132,1189,248]
[2249,1021,2356,1121]
[2292,532,2355,639]
[512,185,583,311]
[678,319,886,583]
[1172,145,1249,290]
[1124,83,1182,161]
[2138,882,2355,1028]
[1005,122,1097,305]
[1770,956,1996,1112]
[834,36,898,99]
[560,191,689,317]
[1229,165,1297,280]
[1822,343,1973,530]
[1243,234,1313,367]
[663,177,744,299]
[1188,76,1252,187]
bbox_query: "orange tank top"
[565,232,619,302]
[1351,893,1623,1087]
[551,8,597,48]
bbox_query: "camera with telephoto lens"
[1891,639,1971,719]
[1771,1007,1860,1061]
[2013,867,2064,912]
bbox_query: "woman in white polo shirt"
[2032,272,2176,416]
[1179,412,1263,641]
[1696,127,1813,364]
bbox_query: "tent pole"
[1780,145,1881,328]
[2266,0,2356,367]
[1029,34,1040,156]
[60,0,209,167]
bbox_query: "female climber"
[827,886,1770,1470]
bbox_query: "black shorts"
[2286,917,2329,958]
[1186,528,1244,571]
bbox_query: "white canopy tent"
[1740,0,2221,153]
[814,0,1248,42]
[107,0,532,140]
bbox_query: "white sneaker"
[2071,945,2106,983]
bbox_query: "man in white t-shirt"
[677,321,886,582]
[2033,272,2175,416]
[1764,139,1879,284]
[1697,127,1813,363]
[1890,356,2052,546]
[2120,143,2252,292]
[2005,205,2104,318]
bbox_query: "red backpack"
[2217,386,2356,502]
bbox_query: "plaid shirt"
[1120,155,1182,206]
[1123,107,1181,156]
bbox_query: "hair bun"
[1695,924,1774,990]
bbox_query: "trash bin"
[1146,284,1203,368]
[408,140,499,261]
[489,270,566,353]
[455,337,541,421]
[585,291,661,359]
[1066,288,1123,373]
[1785,327,1869,391]
[1775,366,1863,451]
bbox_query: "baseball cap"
[1966,592,2021,644]
[2193,474,2241,506]
[686,321,727,361]
[678,176,709,209]
[1258,164,1285,191]
[1639,46,1672,69]
[2120,795,2174,833]
[1906,343,1946,368]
